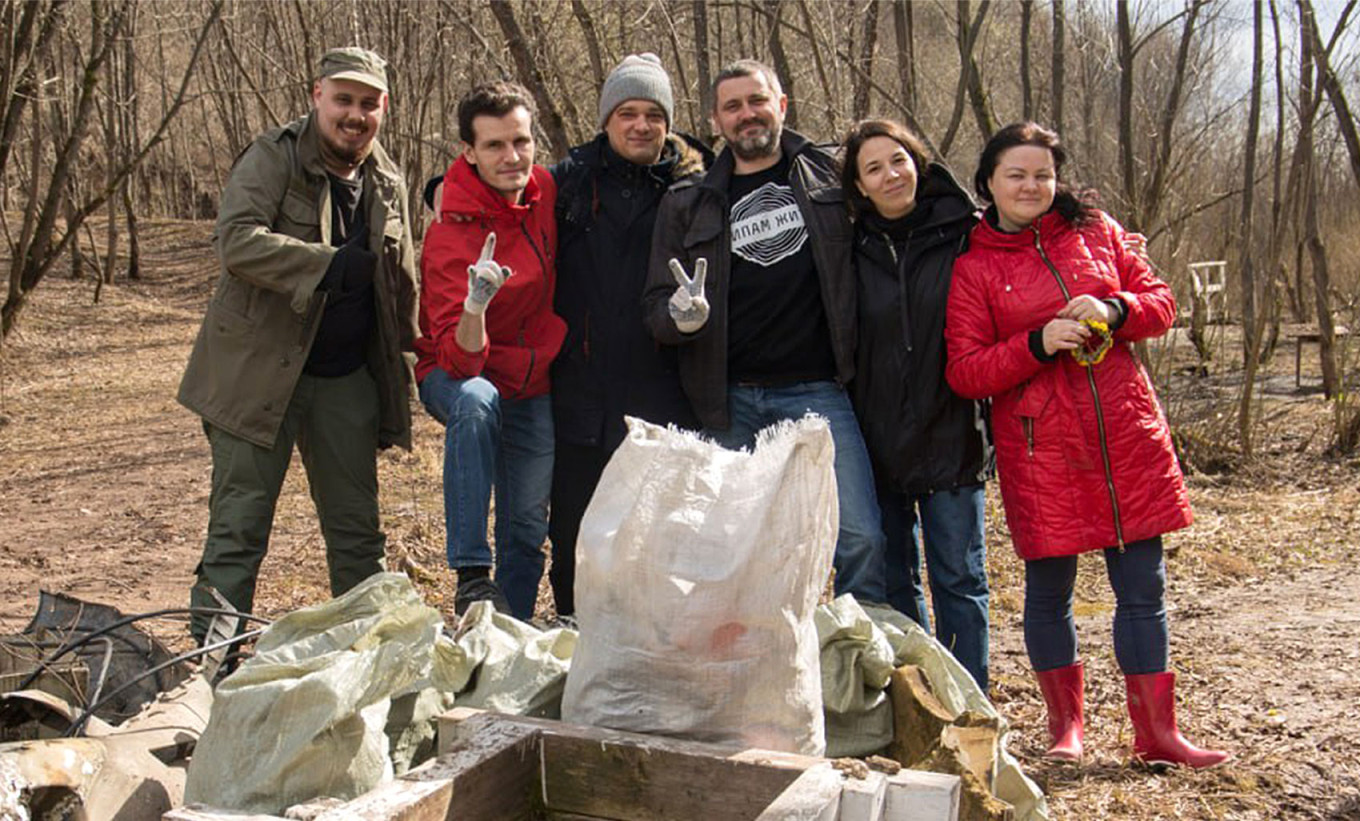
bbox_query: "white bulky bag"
[561,416,838,755]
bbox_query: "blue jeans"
[419,370,554,621]
[1024,536,1168,675]
[705,381,888,604]
[881,483,990,690]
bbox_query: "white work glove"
[667,257,710,333]
[463,232,512,316]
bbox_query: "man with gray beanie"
[547,53,712,623]
[178,47,418,642]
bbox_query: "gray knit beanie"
[598,53,674,129]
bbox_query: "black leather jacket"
[643,130,857,431]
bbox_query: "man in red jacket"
[416,81,566,620]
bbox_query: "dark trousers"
[547,441,612,617]
[1023,536,1168,675]
[190,368,384,640]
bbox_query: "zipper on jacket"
[882,236,914,354]
[1032,227,1125,550]
[1023,417,1034,456]
[510,222,551,399]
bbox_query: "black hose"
[15,606,272,692]
[64,627,267,737]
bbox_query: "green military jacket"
[178,113,419,450]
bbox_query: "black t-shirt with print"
[725,155,836,385]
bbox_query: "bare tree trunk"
[962,0,994,141]
[121,0,140,280]
[766,0,798,131]
[1116,0,1137,222]
[892,0,917,118]
[487,0,571,160]
[101,37,119,291]
[793,0,835,134]
[1051,0,1065,135]
[1020,0,1033,120]
[526,4,583,149]
[1138,0,1205,231]
[659,2,697,136]
[1237,0,1264,457]
[1297,0,1339,396]
[2,0,223,338]
[571,0,606,90]
[852,1,879,120]
[693,0,714,142]
[1301,0,1360,189]
[1263,0,1289,342]
[939,0,992,157]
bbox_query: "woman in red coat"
[945,122,1227,768]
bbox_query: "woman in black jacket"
[839,119,993,690]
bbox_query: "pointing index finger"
[480,232,497,264]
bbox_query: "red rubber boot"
[1126,671,1230,768]
[1035,662,1084,761]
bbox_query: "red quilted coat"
[415,157,566,399]
[945,209,1192,559]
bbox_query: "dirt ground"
[2,218,1359,820]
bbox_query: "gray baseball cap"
[318,47,389,94]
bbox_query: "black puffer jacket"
[852,163,992,495]
[550,133,711,450]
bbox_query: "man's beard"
[319,122,373,170]
[728,118,781,162]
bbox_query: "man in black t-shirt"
[643,60,888,606]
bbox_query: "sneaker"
[455,574,510,615]
[544,614,578,632]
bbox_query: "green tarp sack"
[183,573,442,814]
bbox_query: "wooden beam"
[420,711,540,821]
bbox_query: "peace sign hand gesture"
[464,232,513,316]
[667,257,710,333]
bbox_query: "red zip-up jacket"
[944,209,1192,560]
[416,157,566,399]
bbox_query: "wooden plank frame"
[168,708,961,821]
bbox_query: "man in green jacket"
[177,47,418,641]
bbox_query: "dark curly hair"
[973,121,1096,226]
[457,81,537,145]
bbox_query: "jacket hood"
[668,132,712,179]
[439,154,546,219]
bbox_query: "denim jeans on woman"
[704,380,888,606]
[1023,536,1169,675]
[880,482,990,690]
[418,369,554,621]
